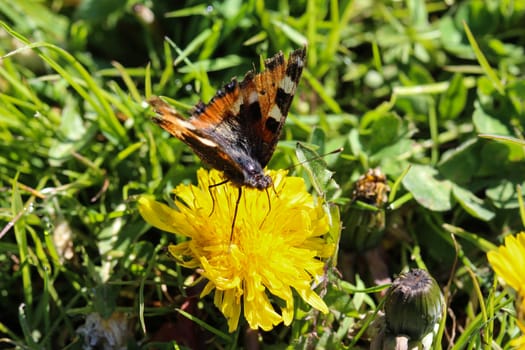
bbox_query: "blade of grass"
[38,264,51,349]
[105,81,138,118]
[144,62,152,99]
[0,321,20,342]
[433,299,446,350]
[428,98,439,165]
[11,177,32,310]
[478,133,525,146]
[462,21,504,95]
[443,224,498,252]
[172,29,212,67]
[111,61,142,103]
[158,39,175,91]
[271,19,307,46]
[302,70,342,114]
[389,165,411,204]
[466,267,489,350]
[305,0,317,66]
[0,65,44,109]
[518,184,525,227]
[164,4,210,17]
[175,308,231,341]
[138,244,163,335]
[0,91,42,114]
[18,304,40,349]
[146,128,162,185]
[1,22,127,143]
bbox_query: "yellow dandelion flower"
[487,232,525,347]
[138,168,334,332]
[511,321,525,350]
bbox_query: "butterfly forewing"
[148,96,247,185]
[252,47,306,166]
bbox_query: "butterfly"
[148,47,306,234]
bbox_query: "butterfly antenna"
[230,187,242,243]
[285,147,344,171]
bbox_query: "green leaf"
[438,138,478,184]
[369,139,413,175]
[407,0,428,28]
[402,165,453,211]
[477,141,512,177]
[507,80,525,115]
[93,285,118,319]
[295,142,338,199]
[327,203,342,262]
[472,102,510,135]
[369,114,401,150]
[48,96,96,165]
[439,73,467,120]
[486,180,524,209]
[439,16,474,59]
[452,185,495,221]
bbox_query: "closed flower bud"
[384,269,443,340]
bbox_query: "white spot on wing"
[279,75,296,94]
[269,104,282,122]
[179,120,196,131]
[196,136,217,148]
[248,91,258,104]
[231,95,243,115]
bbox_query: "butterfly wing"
[148,47,306,188]
[188,47,306,168]
[249,47,306,167]
[148,96,249,186]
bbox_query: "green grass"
[1,0,525,349]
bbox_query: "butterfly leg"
[207,179,230,216]
[230,187,242,243]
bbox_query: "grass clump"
[1,1,525,349]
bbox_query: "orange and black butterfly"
[148,47,306,233]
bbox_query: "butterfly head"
[244,171,272,190]
[225,154,272,189]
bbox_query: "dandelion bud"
[384,269,443,341]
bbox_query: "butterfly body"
[149,47,306,189]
